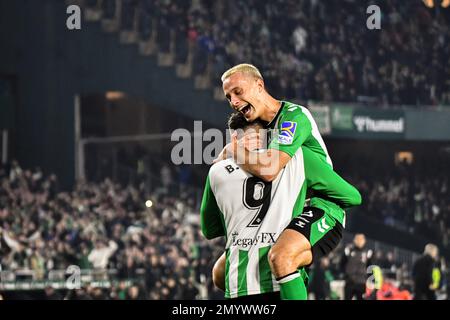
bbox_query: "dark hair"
[227,112,266,130]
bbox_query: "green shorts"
[286,202,343,264]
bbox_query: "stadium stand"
[0,0,449,300]
[0,160,222,299]
[1,157,448,299]
[83,0,450,106]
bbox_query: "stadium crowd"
[1,0,449,301]
[89,0,450,107]
[342,156,450,250]
[0,161,224,299]
[1,156,448,299]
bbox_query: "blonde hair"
[221,63,264,82]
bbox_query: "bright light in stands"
[423,0,450,7]
[423,0,434,7]
[105,91,125,100]
[395,151,414,165]
[145,200,153,208]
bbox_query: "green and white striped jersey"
[202,151,307,298]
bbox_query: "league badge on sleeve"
[277,121,297,145]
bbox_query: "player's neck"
[259,96,282,123]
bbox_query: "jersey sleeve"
[200,174,226,240]
[268,108,312,157]
[303,148,362,209]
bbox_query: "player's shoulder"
[281,101,308,114]
[209,158,236,177]
[280,101,310,121]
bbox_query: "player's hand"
[237,132,263,151]
[213,132,238,163]
[213,145,230,164]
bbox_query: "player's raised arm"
[200,174,226,240]
[303,147,362,209]
[231,139,291,182]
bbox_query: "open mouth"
[239,104,252,117]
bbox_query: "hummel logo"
[317,218,330,233]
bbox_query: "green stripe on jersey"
[291,180,307,219]
[225,249,230,296]
[237,250,249,297]
[258,246,273,294]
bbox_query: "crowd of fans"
[0,161,224,299]
[88,0,450,107]
[308,234,416,300]
[2,0,449,301]
[1,153,448,299]
[342,155,450,251]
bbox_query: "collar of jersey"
[266,100,285,129]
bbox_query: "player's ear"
[256,78,264,92]
[228,128,239,139]
[228,128,234,138]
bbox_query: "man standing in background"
[412,243,439,300]
[341,234,373,300]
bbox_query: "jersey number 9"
[243,177,272,227]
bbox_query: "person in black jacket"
[341,234,373,300]
[412,243,439,300]
[309,257,333,300]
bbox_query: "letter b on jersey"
[225,165,235,173]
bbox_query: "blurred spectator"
[88,240,118,269]
[44,286,62,300]
[341,234,373,300]
[412,243,439,300]
[366,280,412,300]
[308,257,335,300]
[127,285,146,300]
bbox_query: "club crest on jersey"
[277,121,297,145]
